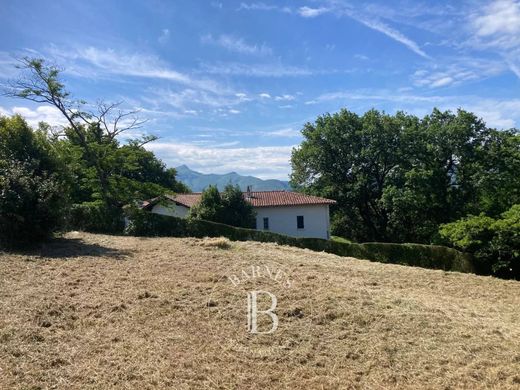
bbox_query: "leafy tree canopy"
[291,108,520,244]
[189,184,256,228]
[0,115,67,247]
[4,57,188,208]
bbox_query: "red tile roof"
[165,191,336,208]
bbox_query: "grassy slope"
[0,232,519,389]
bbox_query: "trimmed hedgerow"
[124,208,474,273]
[67,201,125,234]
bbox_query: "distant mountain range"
[175,165,291,192]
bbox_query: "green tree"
[440,205,520,279]
[4,58,187,209]
[189,185,224,222]
[220,184,256,228]
[189,184,256,228]
[0,115,67,247]
[291,108,520,243]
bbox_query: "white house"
[141,190,336,239]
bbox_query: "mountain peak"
[175,165,290,192]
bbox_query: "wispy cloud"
[143,88,245,113]
[473,0,520,38]
[306,88,520,129]
[263,127,301,137]
[158,28,170,44]
[350,15,429,58]
[0,51,22,79]
[198,61,314,77]
[48,46,225,93]
[201,34,272,56]
[298,6,329,18]
[274,94,295,101]
[237,2,291,13]
[468,0,520,79]
[146,141,294,180]
[412,58,505,88]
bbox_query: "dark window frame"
[297,215,304,229]
[263,217,269,230]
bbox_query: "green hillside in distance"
[175,165,291,192]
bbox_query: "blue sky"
[1,0,520,180]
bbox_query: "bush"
[0,160,65,248]
[67,201,125,234]
[440,206,520,279]
[125,208,473,274]
[0,115,67,248]
[189,184,256,228]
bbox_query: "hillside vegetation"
[1,233,519,389]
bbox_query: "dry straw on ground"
[0,232,519,389]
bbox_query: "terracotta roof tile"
[165,191,336,208]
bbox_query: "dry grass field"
[1,232,519,389]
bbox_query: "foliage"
[125,208,473,274]
[5,57,188,209]
[440,205,520,279]
[291,108,520,244]
[189,184,256,228]
[0,115,67,247]
[67,201,125,234]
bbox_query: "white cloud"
[48,46,224,93]
[228,109,241,114]
[201,34,272,56]
[473,0,520,37]
[158,28,170,44]
[352,16,429,58]
[0,105,67,127]
[237,2,291,13]
[298,6,329,18]
[199,62,313,77]
[274,94,295,101]
[429,76,454,88]
[469,0,520,79]
[146,88,245,112]
[259,92,271,98]
[263,127,301,137]
[146,141,294,180]
[308,88,520,129]
[412,58,505,88]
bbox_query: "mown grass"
[0,232,519,389]
[125,211,474,274]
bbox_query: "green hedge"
[124,208,474,273]
[67,202,125,234]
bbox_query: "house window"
[297,215,304,229]
[263,217,269,230]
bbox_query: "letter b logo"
[247,291,278,334]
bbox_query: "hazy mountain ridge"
[175,165,290,192]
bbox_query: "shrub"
[0,115,67,248]
[0,160,65,247]
[440,206,520,279]
[68,201,125,234]
[189,184,256,228]
[125,208,473,274]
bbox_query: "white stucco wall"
[254,204,331,239]
[151,203,190,218]
[149,200,332,239]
